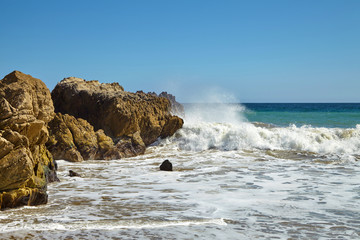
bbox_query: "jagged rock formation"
[51,77,183,149]
[0,71,58,210]
[159,92,185,118]
[46,113,145,162]
[0,71,183,209]
[148,92,185,118]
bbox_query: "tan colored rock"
[0,71,54,123]
[51,77,184,148]
[0,188,48,209]
[0,71,58,210]
[47,113,143,161]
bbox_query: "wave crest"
[169,122,360,156]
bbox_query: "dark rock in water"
[69,170,81,177]
[158,92,185,118]
[160,160,173,171]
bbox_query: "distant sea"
[243,103,360,128]
[1,103,359,239]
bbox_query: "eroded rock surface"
[51,77,183,147]
[0,71,58,210]
[47,113,144,161]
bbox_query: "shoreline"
[0,70,184,210]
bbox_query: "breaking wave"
[164,103,360,158]
[172,122,360,155]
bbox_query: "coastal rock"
[47,113,143,161]
[148,91,185,117]
[51,77,184,148]
[0,188,48,209]
[160,160,173,171]
[0,71,58,210]
[159,92,185,118]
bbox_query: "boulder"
[51,77,184,147]
[0,71,58,210]
[47,113,143,161]
[160,160,173,171]
[69,170,81,177]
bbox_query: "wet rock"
[69,170,81,177]
[0,188,48,209]
[0,71,58,210]
[51,77,183,148]
[160,160,173,171]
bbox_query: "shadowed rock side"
[146,91,185,118]
[0,71,58,210]
[159,92,185,118]
[46,113,145,162]
[51,77,184,148]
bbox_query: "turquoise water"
[242,103,360,128]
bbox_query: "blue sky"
[1,0,359,102]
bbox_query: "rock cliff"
[51,77,183,148]
[0,71,58,210]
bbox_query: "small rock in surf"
[69,170,81,177]
[160,160,173,171]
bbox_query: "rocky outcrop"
[159,92,185,118]
[51,77,183,149]
[148,92,185,118]
[0,71,58,210]
[46,113,144,162]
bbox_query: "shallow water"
[1,146,359,239]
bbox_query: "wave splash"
[165,103,360,157]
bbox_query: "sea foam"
[166,103,360,158]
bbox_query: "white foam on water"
[0,218,226,232]
[170,122,360,156]
[1,154,359,239]
[1,100,360,239]
[165,101,360,159]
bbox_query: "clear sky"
[1,0,359,103]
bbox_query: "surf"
[161,103,360,160]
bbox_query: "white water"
[170,122,360,158]
[1,105,360,239]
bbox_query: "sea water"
[1,103,360,239]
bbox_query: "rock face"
[46,113,144,161]
[51,77,183,149]
[0,71,58,210]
